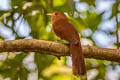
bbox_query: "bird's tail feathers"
[70,42,86,76]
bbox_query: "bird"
[47,11,86,76]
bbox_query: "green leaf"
[85,11,103,32]
[69,16,86,32]
[11,0,27,8]
[53,0,67,7]
[19,66,29,80]
[110,3,117,18]
[67,0,76,13]
[35,53,55,78]
[94,60,106,79]
[0,53,28,79]
[0,10,10,17]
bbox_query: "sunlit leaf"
[110,2,120,19]
[53,0,67,7]
[35,53,55,79]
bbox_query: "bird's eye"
[54,13,58,16]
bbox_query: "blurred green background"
[0,0,120,80]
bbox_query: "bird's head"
[47,11,68,24]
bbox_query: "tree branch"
[0,39,120,62]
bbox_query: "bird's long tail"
[70,42,86,76]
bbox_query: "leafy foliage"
[0,0,119,80]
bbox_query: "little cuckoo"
[47,11,86,76]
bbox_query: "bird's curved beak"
[47,13,53,16]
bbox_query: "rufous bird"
[47,11,86,76]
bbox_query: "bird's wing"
[53,19,79,44]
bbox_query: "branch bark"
[0,39,120,62]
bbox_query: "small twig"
[11,12,18,36]
[115,0,120,49]
[16,15,24,33]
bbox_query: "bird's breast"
[52,23,65,37]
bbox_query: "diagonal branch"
[0,39,120,62]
